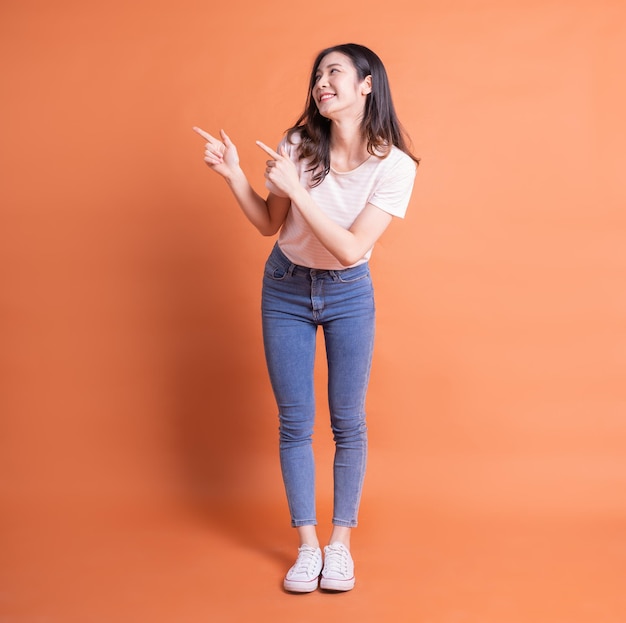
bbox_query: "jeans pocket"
[264,257,289,280]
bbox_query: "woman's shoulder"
[386,145,417,167]
[278,129,305,160]
[371,146,417,178]
[286,128,304,145]
[281,128,305,149]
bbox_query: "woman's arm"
[193,127,290,236]
[291,192,392,266]
[258,141,394,266]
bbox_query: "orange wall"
[2,0,625,535]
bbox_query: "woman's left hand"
[256,141,301,198]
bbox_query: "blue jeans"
[261,243,375,528]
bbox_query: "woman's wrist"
[289,183,309,208]
[224,165,246,187]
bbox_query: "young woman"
[193,43,418,593]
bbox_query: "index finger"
[193,126,215,142]
[256,140,281,159]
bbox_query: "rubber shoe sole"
[284,576,320,593]
[320,575,355,591]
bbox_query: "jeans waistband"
[269,243,369,280]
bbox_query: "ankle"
[328,527,351,550]
[297,525,320,549]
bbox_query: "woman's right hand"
[193,127,240,179]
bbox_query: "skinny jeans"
[261,243,375,528]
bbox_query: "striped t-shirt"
[267,133,417,270]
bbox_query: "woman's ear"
[361,75,372,95]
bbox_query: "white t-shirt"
[267,133,417,270]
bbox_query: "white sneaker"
[284,545,323,593]
[320,543,355,591]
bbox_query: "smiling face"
[312,51,372,121]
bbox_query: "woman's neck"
[330,119,369,172]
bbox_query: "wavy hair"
[286,43,419,187]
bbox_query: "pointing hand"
[193,126,240,178]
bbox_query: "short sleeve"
[368,151,417,219]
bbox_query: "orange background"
[1,1,625,621]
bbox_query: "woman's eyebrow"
[315,63,343,74]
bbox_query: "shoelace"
[293,546,319,574]
[324,545,349,575]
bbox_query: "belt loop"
[329,270,338,281]
[288,263,296,277]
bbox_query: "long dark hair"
[286,43,420,187]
